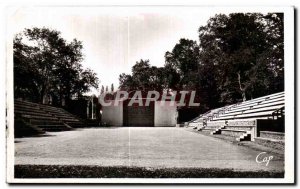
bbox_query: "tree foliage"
[119,13,284,111]
[198,13,284,104]
[14,27,99,105]
[165,39,200,90]
[119,59,166,92]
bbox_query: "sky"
[8,6,268,95]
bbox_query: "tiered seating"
[14,99,84,133]
[203,119,256,141]
[213,92,284,121]
[187,91,285,142]
[186,105,234,129]
[38,104,85,128]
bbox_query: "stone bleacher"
[38,104,85,128]
[186,91,285,147]
[14,99,86,136]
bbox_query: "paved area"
[15,127,284,171]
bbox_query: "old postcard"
[6,6,295,184]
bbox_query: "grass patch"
[15,165,284,178]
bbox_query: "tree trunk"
[40,86,48,104]
[241,91,246,102]
[237,72,247,102]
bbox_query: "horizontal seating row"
[230,92,283,108]
[14,103,41,110]
[44,110,81,122]
[223,96,284,116]
[37,125,72,132]
[224,97,284,115]
[217,104,284,119]
[196,119,256,141]
[222,95,284,113]
[30,119,66,125]
[213,111,276,121]
[14,99,85,132]
[14,107,48,114]
[14,100,40,106]
[15,110,55,118]
[219,129,247,137]
[213,94,284,121]
[187,92,285,143]
[21,114,59,120]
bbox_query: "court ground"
[15,127,284,172]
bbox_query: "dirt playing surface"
[15,127,284,172]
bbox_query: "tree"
[118,13,284,111]
[164,39,200,90]
[119,73,135,91]
[14,34,42,102]
[100,85,105,94]
[163,62,181,90]
[14,27,99,105]
[198,13,284,103]
[131,59,152,90]
[119,59,166,92]
[111,83,114,93]
[105,86,109,92]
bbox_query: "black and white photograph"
[4,5,295,184]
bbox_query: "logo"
[98,90,200,107]
[256,152,273,166]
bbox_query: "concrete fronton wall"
[154,101,177,127]
[102,101,123,126]
[102,100,177,127]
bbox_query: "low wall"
[260,131,285,140]
[154,101,177,127]
[101,101,123,126]
[257,119,285,136]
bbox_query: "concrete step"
[37,125,72,132]
[15,110,53,117]
[201,128,216,132]
[66,122,85,128]
[21,115,58,120]
[14,118,45,137]
[59,118,81,122]
[15,104,41,110]
[30,119,63,125]
[236,131,251,141]
[219,129,247,138]
[211,125,225,135]
[196,126,205,131]
[54,115,79,119]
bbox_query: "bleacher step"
[15,99,88,136]
[236,131,251,141]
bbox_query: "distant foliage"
[198,13,284,105]
[119,13,284,111]
[14,27,99,105]
[111,83,114,93]
[119,59,166,92]
[100,85,105,94]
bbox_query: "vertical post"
[92,98,94,119]
[87,102,89,119]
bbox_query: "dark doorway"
[123,99,154,127]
